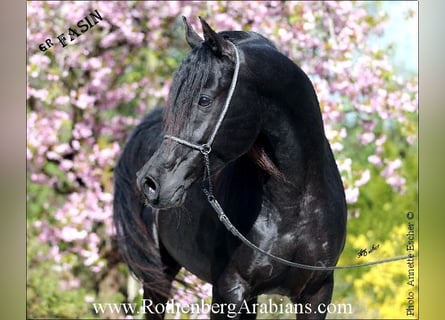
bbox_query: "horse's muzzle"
[136,167,189,209]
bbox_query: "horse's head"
[137,17,265,209]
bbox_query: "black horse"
[114,17,347,320]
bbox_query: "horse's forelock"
[164,46,212,136]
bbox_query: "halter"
[164,41,413,271]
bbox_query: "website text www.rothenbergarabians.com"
[92,298,353,318]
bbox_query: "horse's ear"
[183,16,203,49]
[199,16,233,58]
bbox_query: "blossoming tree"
[27,1,417,318]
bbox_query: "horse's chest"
[157,199,300,290]
[157,211,216,283]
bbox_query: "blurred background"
[26,1,418,319]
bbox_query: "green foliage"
[27,235,92,318]
[333,140,418,318]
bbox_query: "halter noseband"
[162,41,413,271]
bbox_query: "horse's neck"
[246,44,327,176]
[261,88,328,183]
[220,44,330,209]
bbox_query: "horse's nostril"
[143,176,159,203]
[144,176,157,192]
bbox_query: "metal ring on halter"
[200,144,211,155]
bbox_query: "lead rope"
[165,41,415,271]
[200,149,414,271]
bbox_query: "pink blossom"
[99,192,113,203]
[29,54,51,68]
[29,88,49,100]
[54,95,70,105]
[50,245,62,263]
[60,226,88,242]
[59,159,73,171]
[30,173,48,184]
[337,158,352,173]
[73,122,92,139]
[386,175,407,193]
[331,142,344,152]
[60,278,81,290]
[53,143,71,155]
[83,251,100,267]
[83,57,102,70]
[46,151,59,160]
[71,139,81,150]
[358,132,375,145]
[355,170,371,187]
[407,135,417,145]
[381,159,402,178]
[100,32,120,48]
[75,93,95,110]
[368,154,383,167]
[345,187,359,204]
[376,135,387,146]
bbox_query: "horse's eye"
[198,95,212,107]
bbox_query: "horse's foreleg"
[211,272,252,320]
[291,273,334,320]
